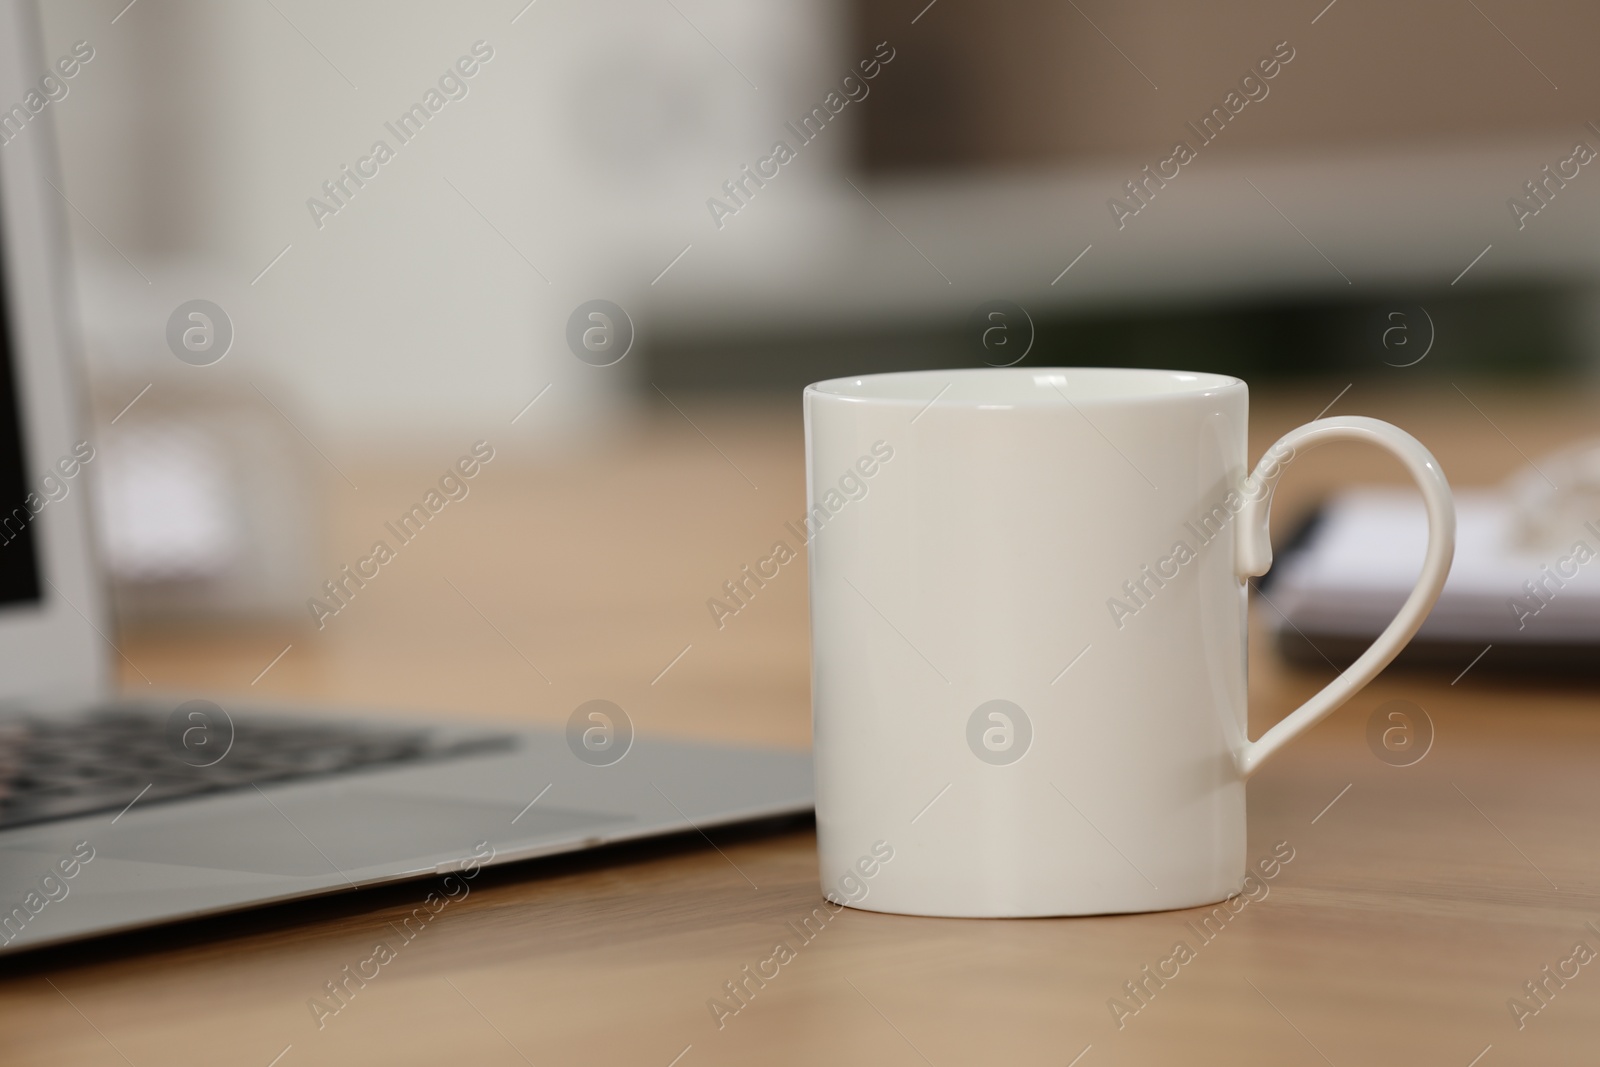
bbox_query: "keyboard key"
[0,706,514,830]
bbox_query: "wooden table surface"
[3,382,1599,1066]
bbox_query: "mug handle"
[1233,415,1456,778]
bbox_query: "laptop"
[0,2,809,955]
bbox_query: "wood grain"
[3,383,1598,1066]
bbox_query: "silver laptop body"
[0,1,810,955]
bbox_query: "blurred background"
[26,0,1600,732]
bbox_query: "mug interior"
[807,367,1243,406]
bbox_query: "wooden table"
[4,383,1598,1066]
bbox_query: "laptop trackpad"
[93,792,629,876]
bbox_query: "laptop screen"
[0,203,43,607]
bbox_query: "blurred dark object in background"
[635,0,1600,392]
[647,283,1589,391]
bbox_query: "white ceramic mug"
[804,368,1455,917]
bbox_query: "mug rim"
[805,367,1245,407]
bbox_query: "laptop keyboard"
[0,706,516,831]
